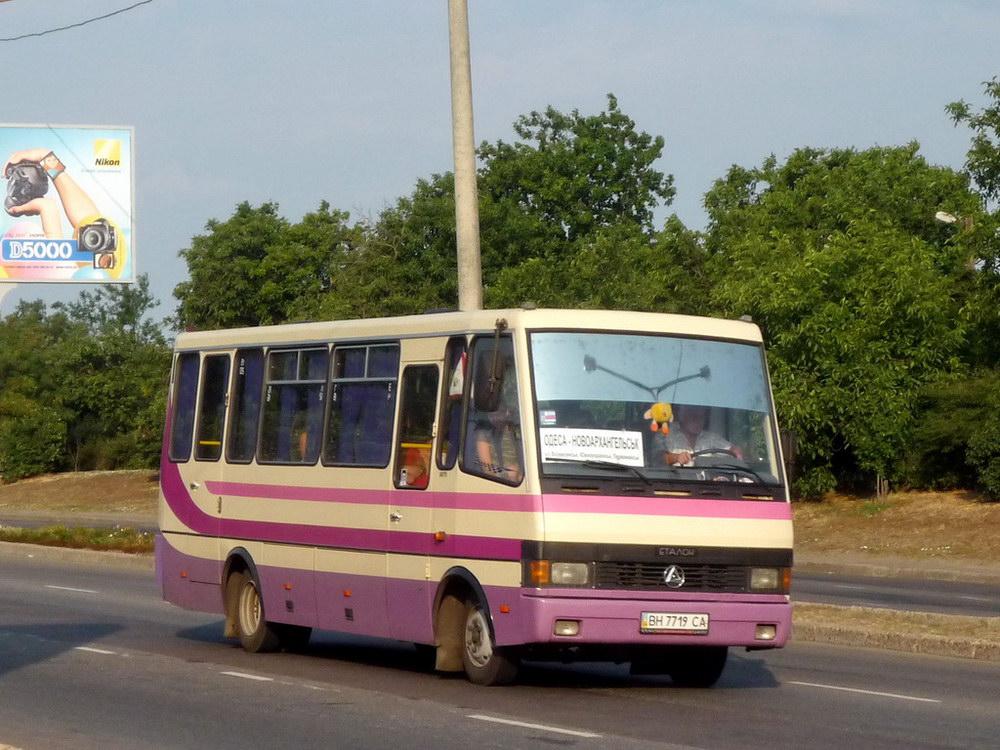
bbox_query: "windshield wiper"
[547,457,653,485]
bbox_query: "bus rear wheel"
[232,570,281,653]
[460,598,519,686]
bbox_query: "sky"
[0,0,998,326]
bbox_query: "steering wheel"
[691,448,738,459]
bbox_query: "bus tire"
[460,597,519,686]
[666,646,728,688]
[232,570,281,653]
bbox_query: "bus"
[156,308,793,686]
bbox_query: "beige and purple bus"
[157,308,793,686]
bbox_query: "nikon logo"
[93,139,122,168]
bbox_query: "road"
[793,572,1000,617]
[1,551,998,750]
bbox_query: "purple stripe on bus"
[160,459,521,559]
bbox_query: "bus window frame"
[168,351,201,463]
[193,353,232,462]
[256,345,330,466]
[459,334,524,486]
[322,341,401,469]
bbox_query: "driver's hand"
[671,451,693,466]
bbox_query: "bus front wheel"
[231,570,281,653]
[461,598,519,686]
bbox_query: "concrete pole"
[448,0,483,311]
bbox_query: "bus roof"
[172,308,764,351]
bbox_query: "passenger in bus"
[473,379,523,483]
[655,404,742,466]
[400,444,430,488]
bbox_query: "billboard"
[0,124,134,283]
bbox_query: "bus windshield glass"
[530,331,782,485]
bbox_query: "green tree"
[0,301,78,480]
[315,94,680,319]
[703,145,983,497]
[174,201,360,330]
[53,275,170,470]
[947,78,1000,369]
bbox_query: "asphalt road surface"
[793,572,1000,617]
[1,550,997,750]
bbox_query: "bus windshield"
[530,331,782,486]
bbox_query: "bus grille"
[594,562,748,592]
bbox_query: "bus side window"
[168,352,201,462]
[194,354,231,461]
[461,337,523,485]
[394,365,439,489]
[324,343,400,467]
[227,348,264,463]
[437,337,467,470]
[258,347,328,464]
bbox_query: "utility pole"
[448,0,483,311]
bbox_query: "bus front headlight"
[550,562,590,586]
[529,561,591,586]
[750,567,791,593]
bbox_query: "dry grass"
[0,470,159,516]
[793,490,999,564]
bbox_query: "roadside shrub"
[0,400,67,482]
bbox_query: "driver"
[655,404,742,466]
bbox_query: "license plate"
[640,612,709,634]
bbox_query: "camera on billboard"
[4,161,49,211]
[77,217,118,269]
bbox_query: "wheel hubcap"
[239,581,261,634]
[465,608,493,668]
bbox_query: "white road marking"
[830,584,867,590]
[221,671,274,682]
[74,646,116,655]
[790,681,941,703]
[45,585,98,594]
[958,595,993,602]
[468,714,601,738]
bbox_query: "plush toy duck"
[643,402,673,433]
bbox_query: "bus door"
[185,351,233,578]
[386,361,441,641]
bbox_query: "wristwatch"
[41,151,65,180]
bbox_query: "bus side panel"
[254,544,317,629]
[385,568,435,644]
[156,532,225,616]
[314,549,392,639]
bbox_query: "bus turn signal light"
[530,560,551,585]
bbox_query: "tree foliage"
[704,146,983,497]
[174,201,360,330]
[0,276,169,481]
